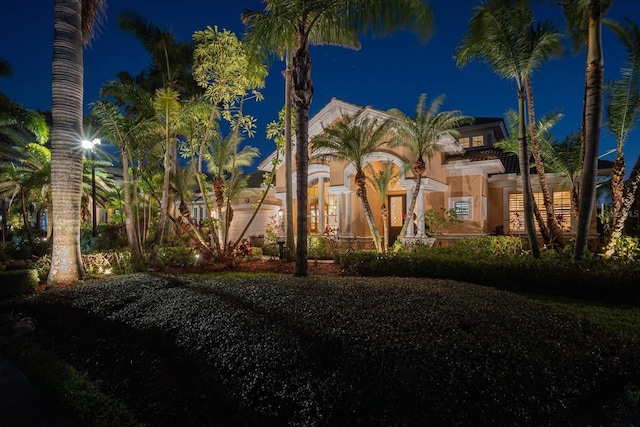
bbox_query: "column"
[336,192,343,234]
[345,191,352,235]
[318,178,325,234]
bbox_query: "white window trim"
[449,196,473,220]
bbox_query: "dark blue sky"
[1,0,637,170]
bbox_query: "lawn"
[2,272,640,425]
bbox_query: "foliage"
[156,246,196,268]
[423,206,461,235]
[264,214,282,247]
[81,224,128,253]
[448,235,524,256]
[32,251,134,282]
[338,240,640,306]
[6,273,638,425]
[0,268,38,297]
[307,236,333,260]
[608,235,640,261]
[0,338,142,426]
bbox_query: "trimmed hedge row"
[338,249,640,306]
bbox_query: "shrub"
[156,246,195,268]
[449,235,524,256]
[338,242,640,306]
[0,269,38,297]
[308,236,333,260]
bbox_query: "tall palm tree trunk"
[121,151,141,256]
[525,76,563,246]
[48,0,85,284]
[292,36,313,277]
[284,59,295,262]
[381,204,389,252]
[396,174,421,246]
[155,113,172,246]
[575,1,605,260]
[356,171,382,252]
[607,151,625,241]
[517,86,541,258]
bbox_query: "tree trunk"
[292,36,313,277]
[284,59,295,262]
[356,170,382,252]
[526,76,563,246]
[48,0,85,284]
[154,113,172,246]
[122,150,141,256]
[605,151,625,246]
[395,158,425,248]
[575,1,604,260]
[606,153,640,253]
[517,85,540,257]
[381,204,389,252]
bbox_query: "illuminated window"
[472,135,484,147]
[459,137,470,148]
[308,178,335,234]
[449,196,473,220]
[553,189,572,231]
[508,192,543,232]
[308,179,320,234]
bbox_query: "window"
[509,191,572,233]
[459,135,484,149]
[308,178,335,234]
[553,190,572,231]
[449,196,473,220]
[308,179,320,234]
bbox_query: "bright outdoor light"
[82,138,100,150]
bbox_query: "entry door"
[388,194,406,247]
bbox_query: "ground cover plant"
[2,273,639,425]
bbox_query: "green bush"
[338,242,640,306]
[449,235,525,256]
[308,236,333,260]
[0,269,38,297]
[156,246,195,268]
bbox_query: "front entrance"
[387,194,406,247]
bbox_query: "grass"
[525,293,640,340]
[0,337,142,426]
[1,272,638,425]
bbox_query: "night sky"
[1,0,638,171]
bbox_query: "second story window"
[459,135,484,148]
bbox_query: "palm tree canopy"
[242,0,433,58]
[0,94,49,144]
[604,19,640,146]
[204,132,259,176]
[81,0,107,46]
[388,93,473,162]
[454,0,562,83]
[311,114,394,171]
[558,0,613,54]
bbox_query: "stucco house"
[190,97,608,248]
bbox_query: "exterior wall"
[442,174,486,234]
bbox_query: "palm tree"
[367,160,401,251]
[204,132,259,251]
[522,21,565,246]
[49,0,106,285]
[243,6,360,263]
[455,0,542,257]
[311,115,395,253]
[601,19,640,253]
[92,80,157,257]
[118,10,199,96]
[243,0,434,276]
[559,0,612,259]
[388,94,472,246]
